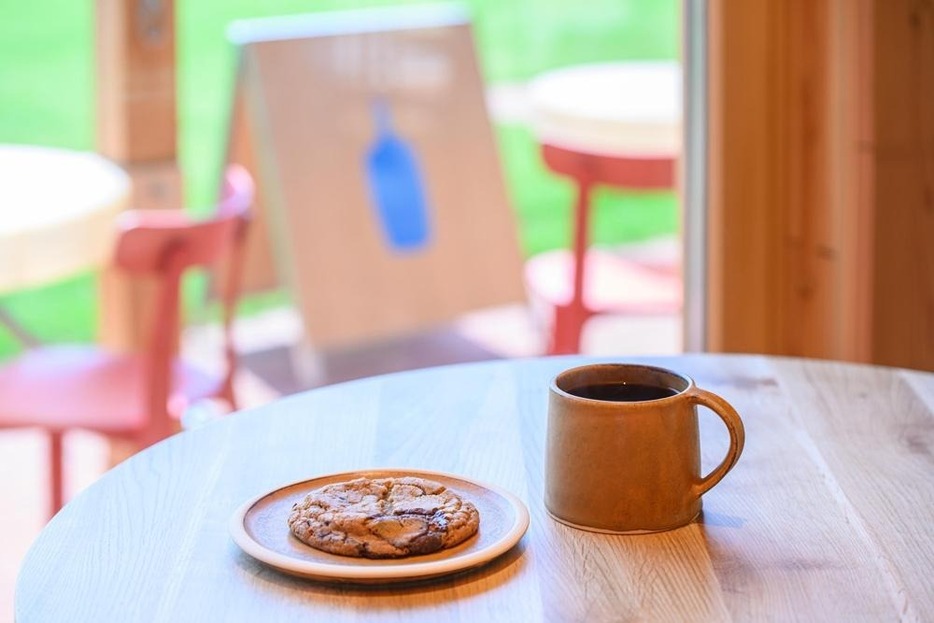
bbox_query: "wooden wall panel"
[706,0,846,357]
[829,0,875,364]
[705,0,932,370]
[871,0,934,370]
[780,1,839,359]
[705,0,786,354]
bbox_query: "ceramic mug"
[545,363,745,533]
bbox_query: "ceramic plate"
[230,468,530,584]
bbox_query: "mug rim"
[550,363,694,404]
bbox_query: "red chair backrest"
[111,165,254,442]
[114,165,254,274]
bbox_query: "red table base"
[532,143,679,355]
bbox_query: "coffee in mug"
[569,383,679,402]
[545,363,745,533]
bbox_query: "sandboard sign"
[223,5,526,350]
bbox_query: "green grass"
[0,0,678,355]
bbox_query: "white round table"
[527,61,682,158]
[0,145,131,294]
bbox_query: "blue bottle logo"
[365,97,432,252]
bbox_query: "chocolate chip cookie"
[288,476,480,559]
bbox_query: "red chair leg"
[49,430,64,517]
[219,377,237,412]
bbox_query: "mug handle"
[687,387,746,496]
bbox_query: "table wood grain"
[15,355,934,622]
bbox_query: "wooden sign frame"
[222,5,526,351]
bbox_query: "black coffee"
[569,383,678,402]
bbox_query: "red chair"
[0,165,254,517]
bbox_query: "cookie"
[288,476,480,559]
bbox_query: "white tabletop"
[0,145,130,293]
[528,61,682,157]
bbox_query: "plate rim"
[229,467,531,581]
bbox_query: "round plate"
[230,468,530,584]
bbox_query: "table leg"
[548,179,594,355]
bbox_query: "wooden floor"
[1,241,682,618]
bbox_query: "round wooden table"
[0,144,131,294]
[525,62,683,354]
[16,354,934,621]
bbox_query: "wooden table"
[524,62,683,354]
[15,354,934,621]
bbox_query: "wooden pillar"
[705,0,932,370]
[96,0,182,348]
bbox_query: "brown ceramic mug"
[545,363,745,533]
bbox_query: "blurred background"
[0,2,684,613]
[0,0,680,358]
